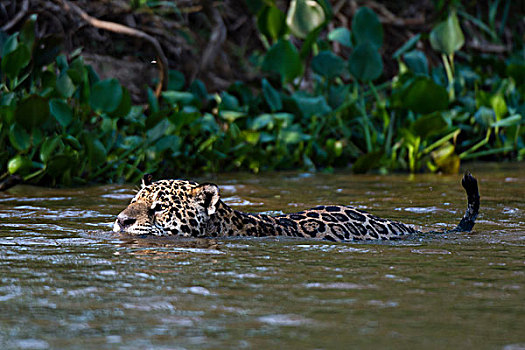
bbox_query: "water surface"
[1,163,524,349]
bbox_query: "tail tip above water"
[454,170,480,232]
[461,171,479,196]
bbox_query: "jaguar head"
[113,174,220,236]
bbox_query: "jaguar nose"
[117,214,136,229]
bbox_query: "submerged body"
[113,173,480,241]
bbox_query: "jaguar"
[113,172,480,241]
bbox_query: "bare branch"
[192,1,227,82]
[59,0,168,96]
[467,41,510,54]
[0,175,22,192]
[1,0,29,31]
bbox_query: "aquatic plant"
[1,3,524,187]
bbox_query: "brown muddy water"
[0,163,524,349]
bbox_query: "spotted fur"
[113,173,480,241]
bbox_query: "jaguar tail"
[452,171,480,232]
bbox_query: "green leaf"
[152,134,175,154]
[144,111,163,131]
[20,14,37,49]
[1,45,31,80]
[8,155,33,175]
[41,71,57,92]
[87,65,100,84]
[292,94,332,118]
[352,7,383,48]
[312,51,345,79]
[251,114,274,130]
[403,50,428,75]
[400,77,449,114]
[392,34,421,59]
[299,25,324,60]
[220,92,239,111]
[189,79,209,101]
[49,99,73,127]
[15,95,50,130]
[280,127,311,144]
[167,70,186,91]
[490,93,507,120]
[40,136,63,163]
[66,67,84,85]
[155,135,181,153]
[475,90,491,109]
[85,137,107,167]
[146,118,169,139]
[219,111,246,123]
[56,72,76,98]
[89,79,123,113]
[243,131,260,145]
[326,139,343,157]
[257,5,286,41]
[147,87,159,113]
[229,81,254,106]
[506,63,525,86]
[412,112,448,139]
[32,127,43,147]
[327,84,349,109]
[286,0,326,39]
[490,114,521,128]
[262,39,303,83]
[474,106,496,127]
[56,54,68,70]
[431,142,460,174]
[199,113,220,134]
[251,113,294,130]
[315,0,333,22]
[273,113,294,126]
[109,87,132,119]
[262,79,282,112]
[1,33,18,57]
[348,42,383,81]
[8,123,31,151]
[0,92,14,106]
[63,135,82,150]
[430,12,465,55]
[46,154,75,177]
[328,27,352,47]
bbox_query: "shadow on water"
[0,162,524,349]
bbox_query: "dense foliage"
[1,1,524,186]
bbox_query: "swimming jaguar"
[113,172,480,241]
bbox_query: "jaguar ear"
[193,183,220,215]
[142,174,153,187]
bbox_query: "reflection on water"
[0,163,524,349]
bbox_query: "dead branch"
[349,0,426,27]
[59,0,168,97]
[192,1,227,82]
[1,0,29,31]
[467,41,510,54]
[0,174,22,192]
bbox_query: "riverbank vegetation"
[1,0,524,186]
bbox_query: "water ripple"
[222,196,264,207]
[258,314,314,326]
[304,282,376,290]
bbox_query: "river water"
[0,163,524,349]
